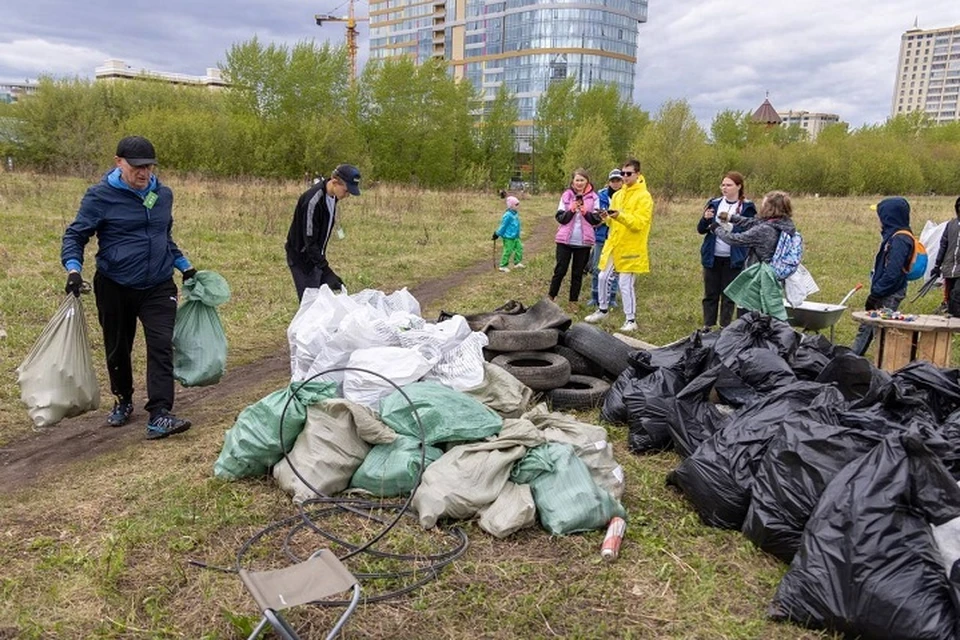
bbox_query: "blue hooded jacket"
[61,168,190,289]
[869,196,914,298]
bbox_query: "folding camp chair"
[239,549,361,640]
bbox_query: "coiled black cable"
[191,365,470,605]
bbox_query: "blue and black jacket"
[870,196,914,298]
[696,197,757,268]
[61,169,190,289]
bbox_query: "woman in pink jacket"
[549,168,601,306]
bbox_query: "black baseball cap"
[332,164,361,196]
[116,136,157,166]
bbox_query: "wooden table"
[851,312,960,372]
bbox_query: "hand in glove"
[930,265,942,279]
[182,268,197,283]
[491,233,499,241]
[865,295,882,311]
[321,270,344,292]
[65,271,83,297]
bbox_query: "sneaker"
[106,401,134,427]
[620,320,638,332]
[513,263,525,269]
[936,301,949,315]
[498,266,510,273]
[145,410,192,440]
[584,309,608,324]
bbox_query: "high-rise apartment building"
[891,23,960,124]
[368,0,648,144]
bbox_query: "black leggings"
[549,244,592,302]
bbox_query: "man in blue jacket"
[61,136,196,439]
[851,196,914,356]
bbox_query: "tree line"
[2,38,959,197]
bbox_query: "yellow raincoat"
[598,175,654,274]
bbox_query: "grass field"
[0,171,956,638]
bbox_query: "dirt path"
[0,214,558,492]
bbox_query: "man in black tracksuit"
[61,136,196,439]
[285,164,361,301]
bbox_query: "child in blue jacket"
[492,196,524,272]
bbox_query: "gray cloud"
[1,0,956,127]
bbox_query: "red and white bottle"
[600,516,626,561]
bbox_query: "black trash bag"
[734,347,797,394]
[790,333,835,380]
[770,431,960,639]
[643,329,721,371]
[667,382,845,529]
[743,423,886,563]
[815,352,890,402]
[625,368,686,454]
[668,386,733,459]
[601,352,659,426]
[713,312,801,368]
[890,361,960,423]
[680,362,757,409]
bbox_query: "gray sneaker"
[106,401,134,427]
[145,410,192,440]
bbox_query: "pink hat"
[506,196,520,208]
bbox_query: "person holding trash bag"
[491,195,524,272]
[61,135,196,439]
[697,171,757,331]
[930,195,960,315]
[285,163,361,301]
[549,168,600,308]
[851,197,915,356]
[710,191,797,321]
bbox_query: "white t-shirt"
[713,199,740,258]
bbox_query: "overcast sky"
[1,1,957,128]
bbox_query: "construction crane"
[315,0,368,84]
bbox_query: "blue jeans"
[589,239,619,306]
[851,286,907,356]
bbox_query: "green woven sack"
[723,262,787,321]
[511,442,626,535]
[350,435,443,497]
[214,381,338,479]
[173,270,231,386]
[380,381,503,445]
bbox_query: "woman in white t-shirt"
[696,171,757,330]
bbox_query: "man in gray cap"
[285,164,361,301]
[61,135,196,440]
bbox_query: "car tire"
[562,323,635,379]
[552,344,604,378]
[486,329,560,353]
[490,351,571,391]
[546,375,611,410]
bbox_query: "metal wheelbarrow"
[783,284,862,343]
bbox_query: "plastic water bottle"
[600,517,626,561]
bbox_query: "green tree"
[478,84,519,189]
[562,114,615,185]
[638,99,708,200]
[710,110,749,149]
[533,78,578,191]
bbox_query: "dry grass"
[2,172,955,638]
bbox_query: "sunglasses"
[621,171,635,176]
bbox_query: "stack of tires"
[486,323,635,412]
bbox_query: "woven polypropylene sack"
[17,295,100,427]
[349,435,443,497]
[380,380,503,445]
[173,270,230,387]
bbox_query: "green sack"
[350,435,443,497]
[723,262,787,321]
[380,381,503,445]
[214,381,338,479]
[511,442,626,535]
[173,270,231,386]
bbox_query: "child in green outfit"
[492,196,524,272]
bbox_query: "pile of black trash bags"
[602,311,960,639]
